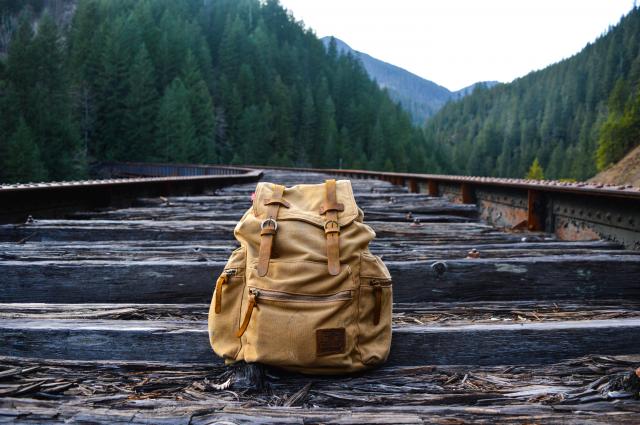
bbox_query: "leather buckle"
[324,220,340,234]
[261,218,278,231]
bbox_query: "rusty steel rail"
[0,164,262,224]
[102,162,257,178]
[245,166,640,199]
[246,165,640,250]
[3,160,639,249]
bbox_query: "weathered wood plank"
[1,318,640,367]
[391,255,640,302]
[0,353,637,424]
[70,208,472,223]
[0,261,216,303]
[1,255,638,303]
[1,400,638,425]
[5,246,635,262]
[0,242,237,262]
[3,301,639,323]
[0,220,238,242]
[0,220,507,243]
[0,239,622,262]
[68,191,468,221]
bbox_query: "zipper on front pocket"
[254,288,353,303]
[214,268,237,314]
[369,279,391,326]
[236,288,259,337]
[235,288,353,338]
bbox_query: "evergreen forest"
[0,0,436,183]
[424,7,640,181]
[1,1,640,184]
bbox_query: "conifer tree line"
[423,7,640,181]
[3,1,640,184]
[0,0,438,183]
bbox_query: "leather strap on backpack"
[321,179,344,275]
[257,184,289,277]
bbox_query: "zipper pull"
[214,274,228,314]
[214,269,237,314]
[236,289,259,338]
[371,281,382,326]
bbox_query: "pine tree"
[94,18,133,160]
[155,78,196,162]
[217,74,242,161]
[237,63,256,106]
[181,51,216,162]
[28,14,84,179]
[295,88,316,167]
[155,12,189,88]
[526,158,545,180]
[0,80,8,181]
[124,44,159,161]
[131,0,160,67]
[368,119,385,170]
[3,118,47,183]
[5,14,34,113]
[270,75,293,164]
[237,104,273,164]
[68,0,104,157]
[187,79,217,163]
[219,15,244,77]
[69,0,101,81]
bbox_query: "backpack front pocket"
[240,285,357,371]
[208,246,246,361]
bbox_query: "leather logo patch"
[316,328,346,356]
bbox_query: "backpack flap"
[252,180,359,228]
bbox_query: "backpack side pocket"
[357,252,393,365]
[208,246,246,361]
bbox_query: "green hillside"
[0,0,442,183]
[425,7,640,180]
[3,1,638,184]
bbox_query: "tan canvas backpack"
[207,179,392,374]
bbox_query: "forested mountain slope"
[322,37,451,123]
[323,36,498,124]
[0,0,441,183]
[425,7,640,180]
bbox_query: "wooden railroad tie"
[0,168,638,424]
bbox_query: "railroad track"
[0,167,639,423]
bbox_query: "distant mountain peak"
[452,81,500,99]
[322,36,497,124]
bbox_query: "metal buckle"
[261,218,278,231]
[324,220,340,233]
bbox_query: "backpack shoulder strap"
[256,184,288,276]
[322,179,344,275]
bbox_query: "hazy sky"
[278,0,635,91]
